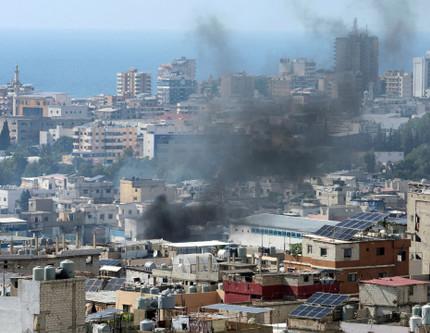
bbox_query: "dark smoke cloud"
[193,15,237,76]
[291,0,417,69]
[372,0,416,68]
[291,0,348,37]
[140,195,223,242]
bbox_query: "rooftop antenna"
[353,18,358,34]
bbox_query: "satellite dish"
[153,250,159,258]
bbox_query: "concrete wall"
[408,190,430,274]
[38,278,86,333]
[360,283,428,307]
[0,296,22,333]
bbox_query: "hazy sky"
[1,0,428,33]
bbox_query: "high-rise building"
[279,58,316,89]
[171,56,196,80]
[116,68,151,98]
[156,57,197,105]
[383,70,413,98]
[335,21,379,92]
[220,72,255,99]
[412,51,430,98]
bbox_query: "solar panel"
[85,279,104,292]
[314,225,360,241]
[336,219,374,230]
[290,304,333,319]
[350,212,388,222]
[306,292,349,307]
[103,278,125,291]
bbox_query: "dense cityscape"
[1,1,430,333]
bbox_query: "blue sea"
[0,29,428,97]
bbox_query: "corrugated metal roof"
[202,303,273,314]
[168,240,230,248]
[234,213,338,233]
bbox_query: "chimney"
[92,232,96,248]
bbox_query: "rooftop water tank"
[160,263,168,270]
[93,323,111,333]
[410,315,422,332]
[423,304,430,325]
[158,293,176,309]
[60,259,75,278]
[342,304,355,321]
[149,287,160,295]
[139,319,154,332]
[32,266,44,281]
[269,246,276,256]
[237,246,247,259]
[201,284,210,293]
[44,265,56,281]
[188,285,197,293]
[413,305,422,317]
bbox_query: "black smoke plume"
[372,0,416,68]
[140,195,223,242]
[291,0,348,37]
[193,15,237,76]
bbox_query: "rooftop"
[236,213,338,233]
[362,276,430,287]
[167,240,231,248]
[202,303,273,314]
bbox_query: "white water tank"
[92,323,110,333]
[140,319,154,332]
[422,303,430,325]
[410,315,421,332]
[32,266,44,281]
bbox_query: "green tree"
[364,151,376,173]
[18,190,31,212]
[0,120,10,150]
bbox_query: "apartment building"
[119,178,175,204]
[116,68,151,98]
[407,181,430,275]
[72,121,138,164]
[285,233,409,293]
[383,70,413,98]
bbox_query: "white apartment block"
[383,70,412,98]
[413,52,430,98]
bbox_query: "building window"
[378,272,387,278]
[347,272,358,282]
[123,304,131,313]
[409,286,414,296]
[303,275,309,282]
[307,245,312,254]
[344,248,352,258]
[320,248,327,257]
[376,247,385,256]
